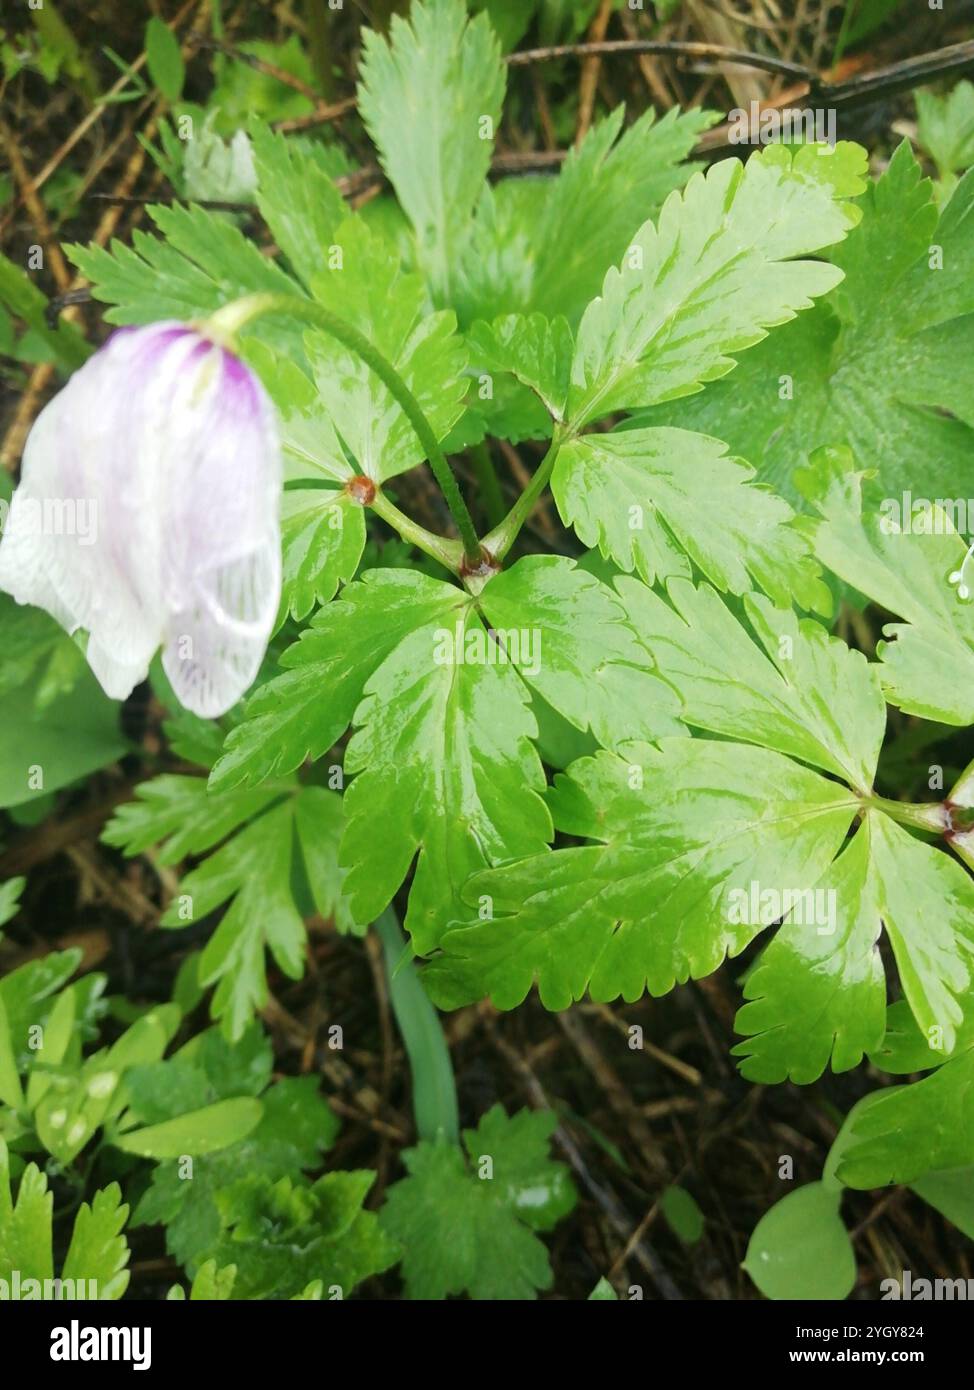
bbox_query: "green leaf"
[210,570,464,791]
[466,312,573,422]
[469,0,537,50]
[0,251,89,371]
[105,777,358,1036]
[836,1056,974,1187]
[660,1185,705,1244]
[910,1166,974,1238]
[206,1170,398,1299]
[0,1139,130,1298]
[916,81,974,182]
[866,813,974,1057]
[555,428,829,612]
[0,660,126,809]
[32,1005,180,1163]
[211,569,553,954]
[301,218,468,483]
[114,1098,263,1158]
[132,1029,338,1269]
[427,738,857,1010]
[145,17,184,101]
[637,143,974,503]
[61,1183,131,1299]
[340,582,551,951]
[454,104,719,329]
[279,488,366,621]
[567,141,866,426]
[250,122,346,290]
[743,1182,856,1300]
[102,774,277,865]
[870,999,974,1075]
[0,877,24,931]
[797,448,974,725]
[0,1141,52,1284]
[380,1105,575,1299]
[358,0,506,302]
[617,578,885,790]
[0,948,82,1073]
[66,203,305,357]
[733,822,886,1083]
[478,555,685,750]
[168,1259,238,1301]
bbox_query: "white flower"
[0,322,282,717]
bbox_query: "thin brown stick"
[509,37,815,82]
[575,0,614,147]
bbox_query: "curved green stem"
[206,292,482,565]
[482,428,565,562]
[371,490,464,574]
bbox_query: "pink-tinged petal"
[0,321,282,714]
[162,536,281,717]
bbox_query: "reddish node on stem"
[459,547,500,581]
[345,474,376,505]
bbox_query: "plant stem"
[482,428,565,561]
[861,794,949,834]
[469,442,506,528]
[205,292,483,565]
[374,908,459,1145]
[371,490,464,574]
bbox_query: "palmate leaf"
[211,562,680,953]
[634,143,974,501]
[796,448,974,725]
[380,1105,575,1300]
[431,573,974,1080]
[567,141,867,426]
[103,777,359,1038]
[624,578,974,1074]
[733,812,974,1082]
[454,103,719,329]
[0,1138,130,1299]
[358,0,506,304]
[426,738,859,1011]
[553,428,829,613]
[66,202,306,357]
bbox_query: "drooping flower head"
[0,322,281,717]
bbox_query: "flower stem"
[482,428,565,562]
[469,442,506,528]
[206,292,483,565]
[371,490,464,574]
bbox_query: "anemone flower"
[0,322,281,717]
